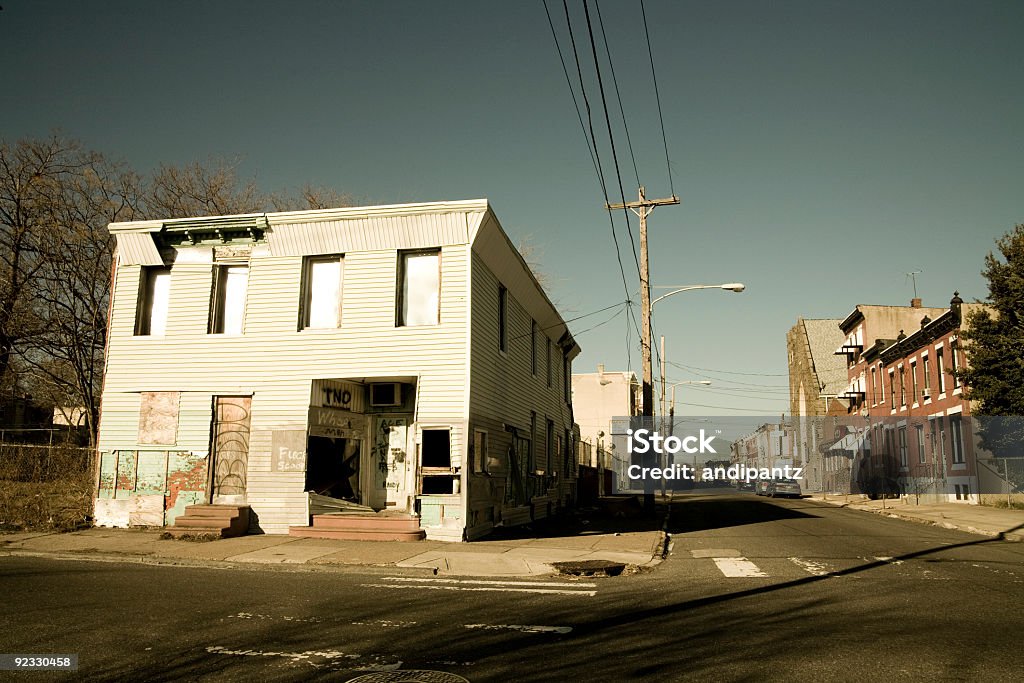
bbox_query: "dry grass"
[0,477,94,532]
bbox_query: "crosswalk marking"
[360,576,596,597]
[712,557,767,578]
[788,557,832,576]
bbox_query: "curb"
[808,498,1024,542]
[0,549,444,575]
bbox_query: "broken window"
[301,255,344,329]
[421,428,451,468]
[398,250,440,326]
[135,266,171,336]
[210,264,249,334]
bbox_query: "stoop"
[289,512,426,541]
[166,504,251,538]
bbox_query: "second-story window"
[498,285,508,353]
[398,250,440,326]
[910,361,918,403]
[530,320,537,374]
[546,338,552,387]
[301,255,344,329]
[135,266,171,336]
[210,264,249,334]
[950,339,961,389]
[936,348,946,394]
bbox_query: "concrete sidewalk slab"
[809,494,1024,541]
[1,511,667,577]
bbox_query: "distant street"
[3,492,1023,681]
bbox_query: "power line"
[544,0,641,350]
[595,0,640,188]
[640,0,674,196]
[676,363,790,377]
[582,0,643,279]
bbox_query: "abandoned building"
[94,199,581,541]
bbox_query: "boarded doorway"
[210,396,252,503]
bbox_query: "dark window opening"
[421,475,456,494]
[421,429,451,468]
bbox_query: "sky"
[2,0,1022,416]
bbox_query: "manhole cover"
[346,672,470,683]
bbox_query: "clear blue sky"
[3,0,1022,415]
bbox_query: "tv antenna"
[905,270,923,299]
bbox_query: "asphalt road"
[2,491,1023,682]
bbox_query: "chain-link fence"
[0,442,96,531]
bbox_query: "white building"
[571,365,640,493]
[94,199,580,541]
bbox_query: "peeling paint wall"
[94,449,208,527]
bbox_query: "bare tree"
[2,137,356,444]
[7,139,141,444]
[146,157,267,218]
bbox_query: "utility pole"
[607,187,679,419]
[607,186,679,513]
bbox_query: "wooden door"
[210,396,252,502]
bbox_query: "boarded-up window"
[138,391,180,444]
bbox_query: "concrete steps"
[166,504,250,538]
[289,512,425,541]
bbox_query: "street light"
[637,282,744,511]
[660,380,712,497]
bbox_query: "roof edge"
[108,198,491,234]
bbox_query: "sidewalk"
[0,508,665,578]
[809,493,1024,541]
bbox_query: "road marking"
[789,557,833,576]
[712,557,767,578]
[377,576,597,588]
[205,646,401,671]
[361,583,596,596]
[464,624,573,634]
[873,556,904,565]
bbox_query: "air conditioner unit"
[922,388,931,400]
[369,382,402,407]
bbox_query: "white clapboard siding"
[99,208,476,534]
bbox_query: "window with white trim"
[300,255,344,329]
[397,250,440,326]
[136,266,171,336]
[210,264,249,334]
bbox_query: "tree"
[1,136,356,445]
[958,224,1024,457]
[1,137,142,444]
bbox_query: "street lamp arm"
[650,283,745,308]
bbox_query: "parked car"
[755,479,771,496]
[735,480,756,493]
[766,478,802,498]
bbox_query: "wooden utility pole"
[607,186,679,513]
[606,187,679,419]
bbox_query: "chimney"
[597,363,605,375]
[910,298,922,308]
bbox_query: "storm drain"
[550,559,626,577]
[346,672,469,683]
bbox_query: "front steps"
[166,504,250,538]
[289,512,425,541]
